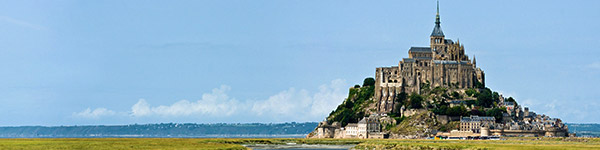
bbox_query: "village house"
[460,115,495,133]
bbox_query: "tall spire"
[431,0,444,37]
[436,0,440,25]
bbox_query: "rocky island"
[307,2,569,139]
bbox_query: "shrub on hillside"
[362,77,375,87]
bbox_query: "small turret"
[473,55,477,67]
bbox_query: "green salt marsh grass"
[354,138,600,150]
[0,138,247,150]
[0,137,597,150]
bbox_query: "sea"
[0,123,597,138]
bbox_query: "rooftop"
[461,115,496,122]
[433,60,469,65]
[503,102,515,106]
[408,47,432,53]
[431,1,444,37]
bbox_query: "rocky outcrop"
[389,111,440,139]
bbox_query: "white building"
[460,115,495,133]
[342,116,383,139]
[344,123,358,138]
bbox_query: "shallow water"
[243,143,355,150]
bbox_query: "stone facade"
[344,116,383,139]
[374,7,485,113]
[315,121,341,138]
[311,115,384,139]
[344,123,358,138]
[460,115,495,133]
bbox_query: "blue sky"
[0,0,598,126]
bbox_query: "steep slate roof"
[433,60,469,65]
[346,123,358,127]
[431,24,444,37]
[402,58,415,63]
[358,118,367,124]
[431,1,445,37]
[408,47,432,53]
[461,115,496,122]
[414,57,432,60]
[444,39,454,44]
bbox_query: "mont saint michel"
[1,1,599,149]
[308,2,569,139]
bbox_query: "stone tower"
[430,1,445,50]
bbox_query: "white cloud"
[519,98,600,123]
[72,79,348,122]
[73,108,117,119]
[308,79,347,117]
[130,85,239,117]
[251,88,311,116]
[130,99,152,117]
[251,79,347,121]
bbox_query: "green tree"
[395,92,408,104]
[486,107,506,122]
[452,91,462,99]
[446,106,467,116]
[492,92,500,102]
[474,80,485,89]
[420,81,431,93]
[431,86,447,94]
[465,100,477,106]
[465,88,478,97]
[469,107,485,116]
[344,99,354,109]
[506,97,515,102]
[327,84,375,126]
[442,93,451,99]
[433,105,448,115]
[393,92,408,114]
[408,93,423,109]
[506,97,518,105]
[362,77,375,87]
[476,88,493,107]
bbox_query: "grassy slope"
[0,138,598,150]
[326,85,375,126]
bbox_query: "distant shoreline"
[0,122,317,138]
[0,134,309,138]
[0,122,597,138]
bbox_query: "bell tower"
[430,1,445,51]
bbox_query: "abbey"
[374,4,485,113]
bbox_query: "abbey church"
[374,3,485,113]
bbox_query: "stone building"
[315,121,342,138]
[343,116,383,139]
[358,117,382,139]
[312,115,384,139]
[460,115,495,133]
[374,3,485,113]
[344,123,358,138]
